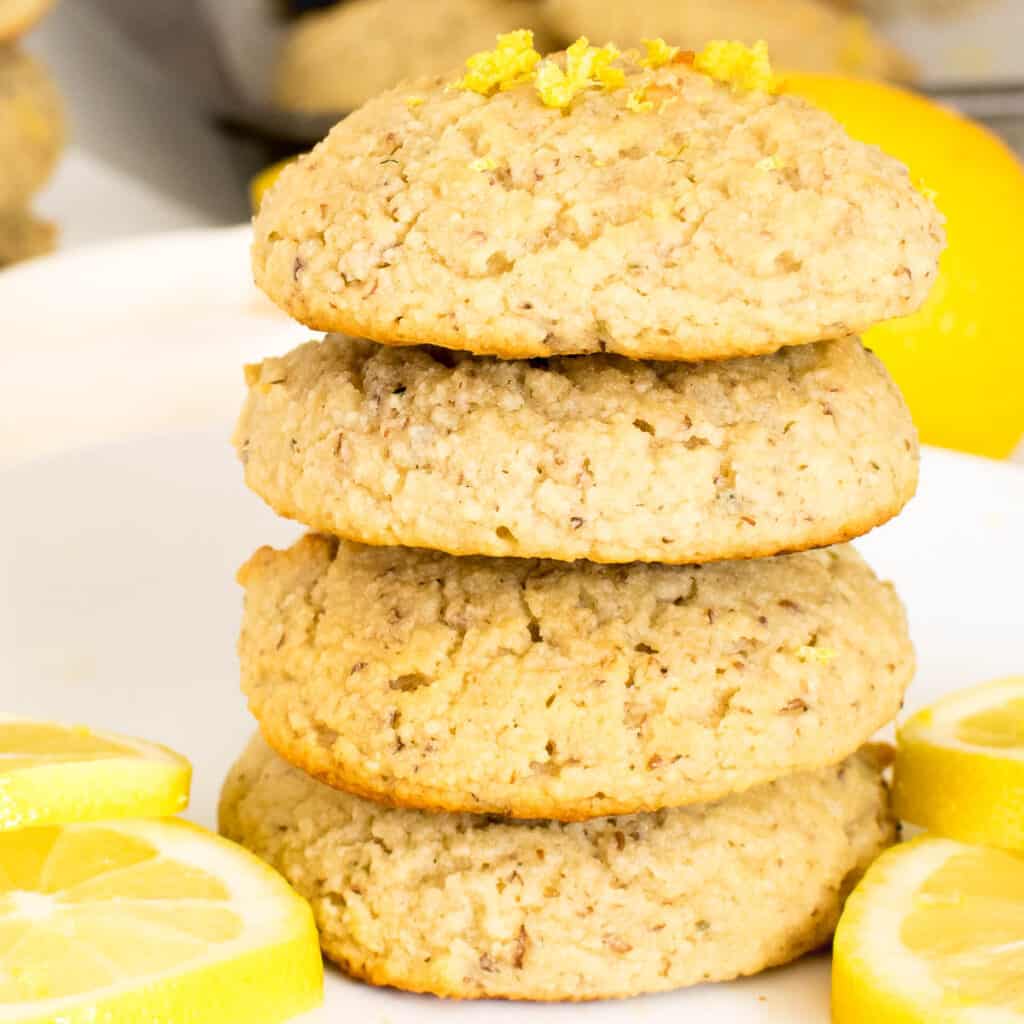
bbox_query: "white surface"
[0,228,1023,1021]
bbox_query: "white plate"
[1,228,1022,1022]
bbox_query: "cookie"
[235,335,918,565]
[253,41,943,361]
[238,536,913,819]
[274,0,553,114]
[0,207,55,266]
[0,46,64,209]
[0,0,56,41]
[544,0,916,81]
[221,736,894,1000]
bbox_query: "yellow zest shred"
[693,40,776,92]
[404,96,426,107]
[626,86,654,112]
[640,38,679,68]
[756,155,784,171]
[915,176,939,203]
[797,645,838,664]
[455,29,542,96]
[535,37,626,109]
[469,156,498,171]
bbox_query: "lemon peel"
[756,155,784,171]
[455,29,541,96]
[694,40,775,92]
[469,156,498,171]
[640,38,679,69]
[404,95,425,108]
[535,37,626,109]
[797,645,837,663]
[626,86,654,112]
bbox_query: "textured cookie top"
[544,0,916,81]
[0,47,64,208]
[235,335,918,564]
[274,0,553,114]
[221,736,894,999]
[238,536,913,818]
[253,36,944,360]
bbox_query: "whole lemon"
[782,73,1024,458]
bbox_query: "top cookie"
[253,36,944,361]
[544,0,916,81]
[275,0,554,114]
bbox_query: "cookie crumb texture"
[234,335,918,564]
[238,537,913,818]
[221,738,894,1000]
[252,51,943,360]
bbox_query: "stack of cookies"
[0,0,63,268]
[221,36,943,1001]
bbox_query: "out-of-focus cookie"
[238,536,913,819]
[0,0,56,41]
[253,38,943,361]
[0,207,54,266]
[0,46,64,208]
[221,736,895,1000]
[274,0,554,113]
[235,335,918,564]
[544,0,916,80]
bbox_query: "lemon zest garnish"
[455,29,542,96]
[535,37,626,109]
[797,645,837,664]
[469,156,498,172]
[756,155,785,171]
[640,38,679,68]
[627,86,654,113]
[405,96,426,107]
[693,40,776,92]
[915,176,939,203]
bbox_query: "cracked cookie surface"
[252,48,943,360]
[221,736,894,999]
[234,335,918,564]
[237,536,912,818]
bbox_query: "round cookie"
[0,0,56,41]
[0,47,64,209]
[253,43,944,361]
[238,536,913,819]
[221,736,895,1000]
[274,0,554,114]
[235,335,918,565]
[544,0,916,81]
[0,207,54,266]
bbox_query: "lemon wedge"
[893,676,1024,850]
[0,717,191,830]
[0,818,322,1022]
[834,836,1024,1022]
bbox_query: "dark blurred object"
[275,0,341,15]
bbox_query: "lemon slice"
[834,836,1024,1022]
[0,717,191,830]
[0,818,322,1022]
[893,676,1024,850]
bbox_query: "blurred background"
[3,0,1023,457]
